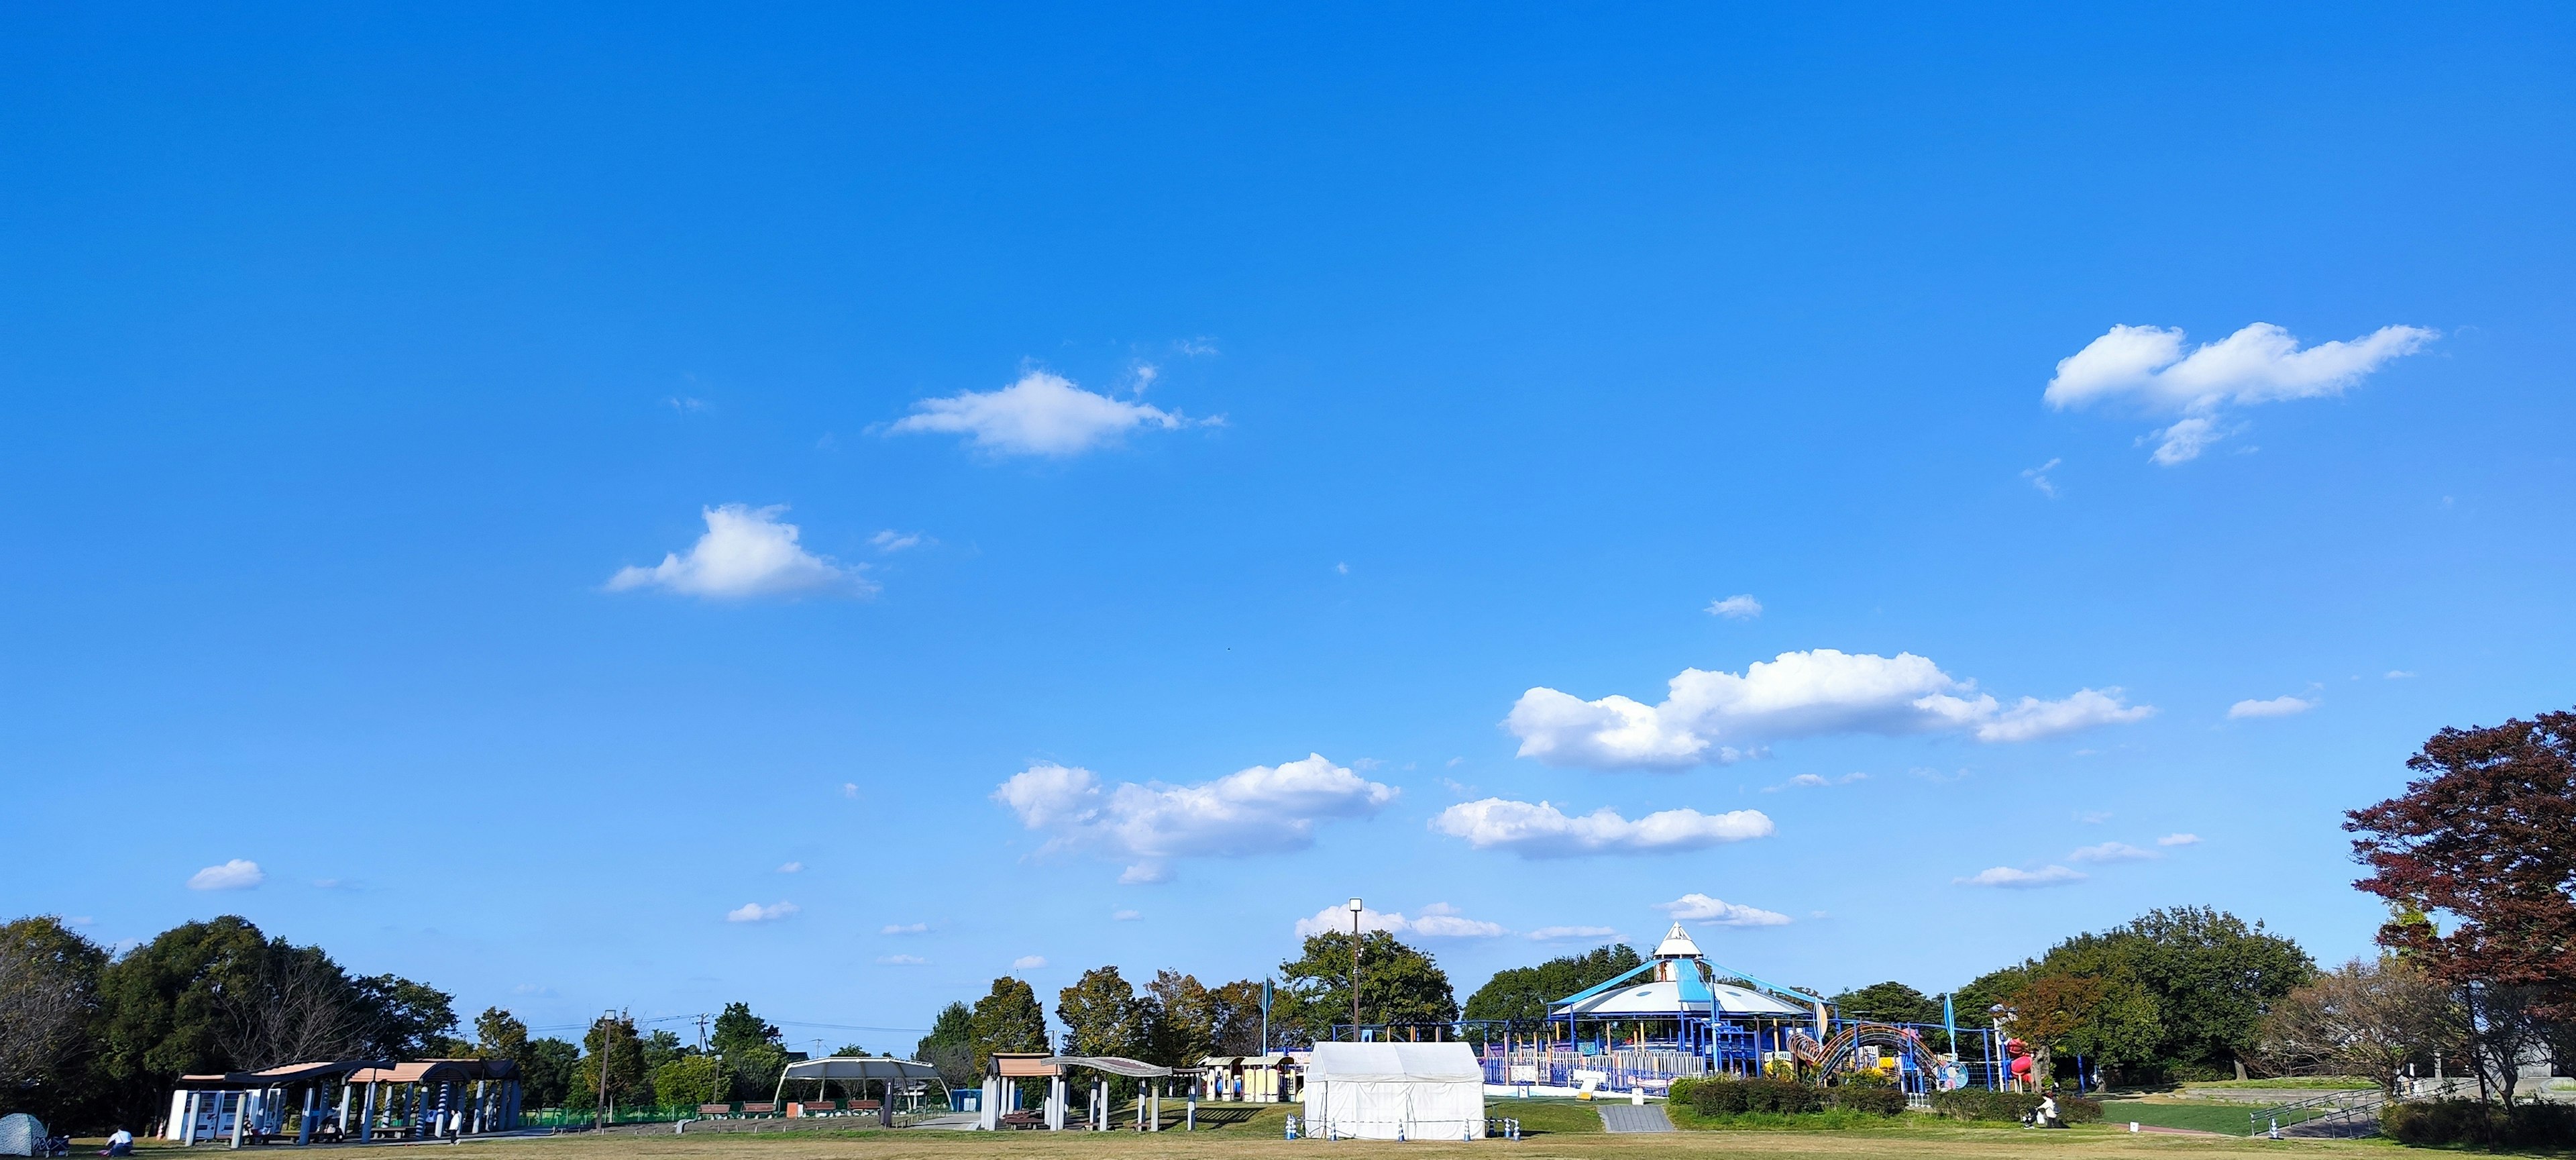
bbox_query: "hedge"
[1664,1077,1907,1118]
[1927,1090,2102,1124]
[2385,1100,2576,1148]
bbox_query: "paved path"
[1597,1105,1675,1133]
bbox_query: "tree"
[1145,971,1218,1066]
[2348,709,2576,997]
[651,1055,727,1108]
[2348,709,2576,1102]
[350,974,459,1059]
[95,916,268,1119]
[2258,955,2465,1094]
[574,1014,649,1109]
[1057,966,1150,1059]
[1464,945,1643,1028]
[914,1002,977,1087]
[710,1002,787,1102]
[967,977,1049,1071]
[0,916,107,1125]
[518,1039,581,1109]
[1831,982,1943,1028]
[2009,971,2162,1084]
[1279,931,1456,1040]
[1207,980,1268,1055]
[2112,906,2314,1077]
[474,1008,529,1062]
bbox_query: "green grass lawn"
[2182,1077,2376,1090]
[1484,1096,1603,1135]
[2100,1100,2263,1135]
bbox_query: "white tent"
[1302,1043,1483,1141]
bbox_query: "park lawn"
[2181,1078,2375,1091]
[1488,1098,1602,1135]
[2100,1100,2259,1135]
[426,1120,2406,1160]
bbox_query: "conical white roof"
[1652,922,1701,959]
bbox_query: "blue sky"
[3,3,2571,1049]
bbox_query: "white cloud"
[877,955,927,965]
[2157,833,2202,847]
[777,861,804,874]
[1336,562,1350,575]
[1012,955,1048,971]
[2045,322,2436,464]
[608,505,873,598]
[187,859,264,891]
[2068,841,2159,864]
[1766,772,1866,792]
[889,371,1203,456]
[1955,865,2086,889]
[1117,863,1172,885]
[1112,910,1141,922]
[1431,798,1773,857]
[2229,694,2316,719]
[842,783,859,798]
[1707,594,1762,619]
[1409,902,1509,939]
[1291,902,1507,939]
[2023,458,2061,497]
[726,901,799,922]
[869,529,926,552]
[1527,925,1621,942]
[880,922,928,935]
[1506,649,2151,770]
[995,754,1396,882]
[2385,670,2416,680]
[1655,894,1792,927]
[2074,810,2112,824]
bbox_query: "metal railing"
[2247,1090,2385,1138]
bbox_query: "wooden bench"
[739,1103,778,1116]
[696,1105,735,1117]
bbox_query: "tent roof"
[1042,1055,1178,1078]
[1557,979,1811,1018]
[346,1059,517,1085]
[179,1059,394,1088]
[1304,1043,1480,1084]
[779,1057,941,1082]
[1652,922,1703,959]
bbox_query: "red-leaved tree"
[2345,708,2576,1100]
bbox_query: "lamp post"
[1348,898,1364,1042]
[1988,1004,2018,1092]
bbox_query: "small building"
[1194,1053,1303,1103]
[1302,1043,1483,1141]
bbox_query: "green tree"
[0,916,109,1126]
[1207,979,1268,1055]
[1464,945,1644,1025]
[651,1055,727,1107]
[2108,906,2313,1076]
[1831,981,1943,1027]
[1144,970,1216,1066]
[350,973,458,1059]
[473,1008,529,1061]
[914,1001,976,1087]
[1057,966,1150,1059]
[518,1038,581,1109]
[574,1014,649,1108]
[95,916,268,1118]
[710,1002,787,1102]
[968,977,1049,1070]
[1279,931,1456,1040]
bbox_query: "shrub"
[2385,1100,2576,1149]
[1927,1090,2102,1124]
[1829,1087,1908,1116]
[1681,1077,1825,1117]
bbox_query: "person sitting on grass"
[100,1126,133,1157]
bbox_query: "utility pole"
[1348,898,1364,1042]
[594,1009,619,1129]
[695,1013,710,1054]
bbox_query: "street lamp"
[1348,898,1364,1043]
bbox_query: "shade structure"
[1302,1043,1483,1142]
[1039,1055,1171,1079]
[1555,978,1810,1019]
[777,1057,942,1083]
